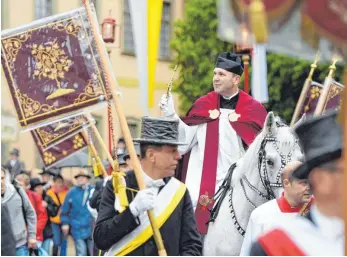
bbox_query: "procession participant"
[250,110,344,256]
[6,148,25,180]
[16,174,48,248]
[240,161,314,255]
[60,170,94,256]
[93,117,203,256]
[1,167,37,256]
[159,52,267,233]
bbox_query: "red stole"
[182,90,267,234]
[258,229,306,255]
[277,194,315,213]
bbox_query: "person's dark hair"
[140,143,163,159]
[118,137,125,144]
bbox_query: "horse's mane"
[231,116,286,186]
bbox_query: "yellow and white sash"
[105,178,186,256]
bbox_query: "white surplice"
[177,107,245,209]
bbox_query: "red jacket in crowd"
[26,190,48,242]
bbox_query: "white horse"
[203,112,303,256]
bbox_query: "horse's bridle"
[209,122,300,237]
[255,128,300,201]
[232,123,299,237]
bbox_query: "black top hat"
[215,52,244,76]
[30,178,45,190]
[10,148,19,156]
[292,110,342,180]
[123,142,141,161]
[133,117,186,146]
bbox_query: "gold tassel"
[249,0,268,43]
[112,161,129,213]
[92,156,103,177]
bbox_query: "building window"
[126,117,140,138]
[123,0,171,57]
[123,0,135,54]
[159,2,171,59]
[35,0,53,20]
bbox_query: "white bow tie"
[146,179,165,188]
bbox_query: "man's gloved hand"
[159,93,176,117]
[129,188,155,217]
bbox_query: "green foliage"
[170,0,230,112]
[170,0,344,122]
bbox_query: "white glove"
[129,188,155,217]
[159,93,176,117]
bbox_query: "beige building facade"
[1,0,184,171]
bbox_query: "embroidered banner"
[324,80,344,112]
[33,131,88,169]
[31,115,89,150]
[298,81,323,119]
[1,7,109,131]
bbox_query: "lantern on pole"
[101,10,116,43]
[235,23,252,94]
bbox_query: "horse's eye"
[266,159,274,166]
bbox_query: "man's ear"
[146,148,156,163]
[233,74,241,85]
[282,178,290,188]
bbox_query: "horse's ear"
[292,114,307,130]
[264,111,278,135]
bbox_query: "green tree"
[170,0,344,122]
[170,0,230,112]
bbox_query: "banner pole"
[81,128,108,177]
[314,55,340,116]
[290,52,320,126]
[82,1,167,255]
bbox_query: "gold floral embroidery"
[50,20,82,38]
[44,151,56,165]
[310,86,321,99]
[304,86,322,112]
[73,74,104,104]
[327,84,343,102]
[37,129,56,144]
[2,33,31,69]
[30,40,75,100]
[73,134,85,149]
[15,90,53,118]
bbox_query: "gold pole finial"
[328,53,342,78]
[308,51,320,81]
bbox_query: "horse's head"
[258,112,303,199]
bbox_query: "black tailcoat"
[93,171,203,256]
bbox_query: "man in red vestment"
[159,52,267,234]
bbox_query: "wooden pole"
[85,114,115,169]
[82,2,167,254]
[290,52,320,127]
[81,128,108,177]
[314,56,340,116]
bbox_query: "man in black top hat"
[249,110,344,256]
[6,148,25,180]
[93,117,202,256]
[159,52,267,234]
